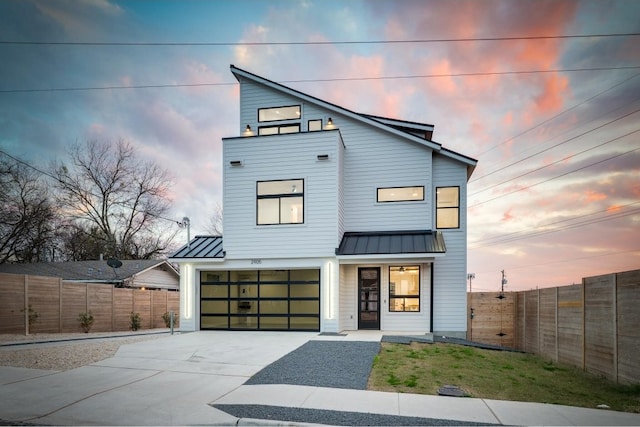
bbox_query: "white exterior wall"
[338,262,431,332]
[336,114,433,231]
[432,154,468,336]
[223,131,342,259]
[133,267,179,290]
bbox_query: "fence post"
[612,273,618,383]
[59,278,63,333]
[555,287,559,363]
[581,278,586,371]
[24,275,29,336]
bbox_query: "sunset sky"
[1,0,638,292]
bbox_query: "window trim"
[377,186,425,203]
[388,265,421,313]
[256,178,305,225]
[257,105,301,123]
[435,186,460,229]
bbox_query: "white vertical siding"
[432,154,468,335]
[223,131,342,259]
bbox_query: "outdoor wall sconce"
[317,154,329,160]
[230,160,242,167]
[243,124,253,136]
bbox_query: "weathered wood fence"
[0,273,180,335]
[467,269,640,384]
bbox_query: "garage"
[199,269,320,331]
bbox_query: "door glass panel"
[201,300,228,314]
[201,284,228,298]
[230,316,258,329]
[231,283,258,298]
[290,317,319,330]
[290,300,319,314]
[260,317,288,329]
[291,269,319,282]
[261,284,288,297]
[359,268,380,329]
[259,300,288,314]
[290,283,319,298]
[230,300,256,314]
[260,270,288,282]
[201,316,228,328]
[230,271,258,282]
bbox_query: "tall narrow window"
[257,179,304,225]
[389,266,420,312]
[436,186,460,229]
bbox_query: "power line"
[470,128,640,197]
[3,66,640,94]
[469,145,640,208]
[471,200,640,247]
[0,149,183,226]
[471,207,640,248]
[471,73,640,158]
[469,105,640,185]
[2,32,638,46]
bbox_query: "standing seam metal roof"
[336,230,446,256]
[171,236,224,259]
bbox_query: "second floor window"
[258,105,300,122]
[257,179,304,225]
[436,186,460,229]
[377,186,424,202]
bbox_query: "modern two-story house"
[170,65,477,337]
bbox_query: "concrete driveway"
[0,331,317,425]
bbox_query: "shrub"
[130,312,142,331]
[162,311,177,328]
[21,305,39,328]
[78,311,95,333]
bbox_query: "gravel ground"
[246,340,380,389]
[0,331,169,371]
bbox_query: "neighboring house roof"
[230,65,477,177]
[336,230,446,256]
[0,260,179,287]
[171,235,225,259]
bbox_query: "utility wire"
[2,32,638,46]
[3,66,640,94]
[469,145,640,208]
[470,128,640,197]
[0,149,183,226]
[471,207,640,248]
[469,105,640,185]
[471,72,640,158]
[471,200,640,246]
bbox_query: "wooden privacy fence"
[467,269,640,384]
[0,273,180,335]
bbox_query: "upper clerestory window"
[377,186,424,203]
[258,105,301,122]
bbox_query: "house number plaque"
[251,259,262,265]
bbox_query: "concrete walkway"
[1,331,639,426]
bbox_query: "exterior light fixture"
[230,160,242,166]
[327,117,333,126]
[317,154,329,160]
[244,124,253,136]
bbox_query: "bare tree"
[52,139,177,260]
[0,158,56,263]
[206,202,223,235]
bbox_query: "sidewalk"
[1,330,639,426]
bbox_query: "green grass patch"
[368,342,640,413]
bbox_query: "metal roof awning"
[336,230,446,258]
[170,235,224,259]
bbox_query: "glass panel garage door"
[200,269,320,331]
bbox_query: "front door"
[358,267,380,329]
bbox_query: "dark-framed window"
[389,266,420,312]
[436,186,460,229]
[258,124,300,135]
[377,186,424,203]
[308,119,322,131]
[257,179,304,225]
[258,105,301,122]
